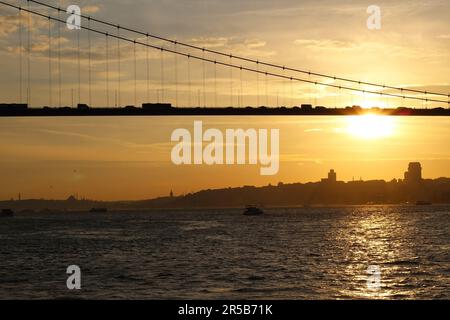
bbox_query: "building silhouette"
[142,103,173,110]
[322,169,337,183]
[404,162,422,183]
[77,103,90,110]
[0,103,28,110]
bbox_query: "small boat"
[243,205,264,216]
[1,209,14,217]
[89,207,108,213]
[415,201,432,206]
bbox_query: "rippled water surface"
[0,206,449,299]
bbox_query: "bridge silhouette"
[0,0,449,116]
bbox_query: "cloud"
[0,13,18,37]
[35,128,171,151]
[188,37,230,49]
[304,128,323,133]
[294,39,359,51]
[82,6,101,14]
[245,39,266,49]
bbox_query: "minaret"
[170,190,174,198]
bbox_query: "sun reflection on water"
[331,207,421,299]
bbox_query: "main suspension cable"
[24,0,449,99]
[3,1,449,105]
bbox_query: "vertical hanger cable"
[187,56,191,107]
[18,7,22,103]
[134,40,137,106]
[57,2,61,107]
[48,15,52,106]
[27,1,31,106]
[88,17,92,106]
[117,26,121,107]
[105,33,109,107]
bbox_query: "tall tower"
[328,169,337,183]
[404,162,422,183]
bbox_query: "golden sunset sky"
[0,116,449,200]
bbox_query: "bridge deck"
[0,107,449,117]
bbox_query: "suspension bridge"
[0,0,449,116]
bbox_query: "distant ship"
[1,209,14,217]
[89,208,108,213]
[415,201,432,206]
[243,206,264,216]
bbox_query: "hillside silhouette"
[2,163,449,211]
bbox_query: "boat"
[1,209,14,217]
[89,208,108,213]
[243,205,264,216]
[415,201,432,206]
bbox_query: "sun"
[346,114,395,139]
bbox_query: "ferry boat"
[243,206,264,216]
[1,209,14,217]
[415,201,432,206]
[89,208,108,213]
